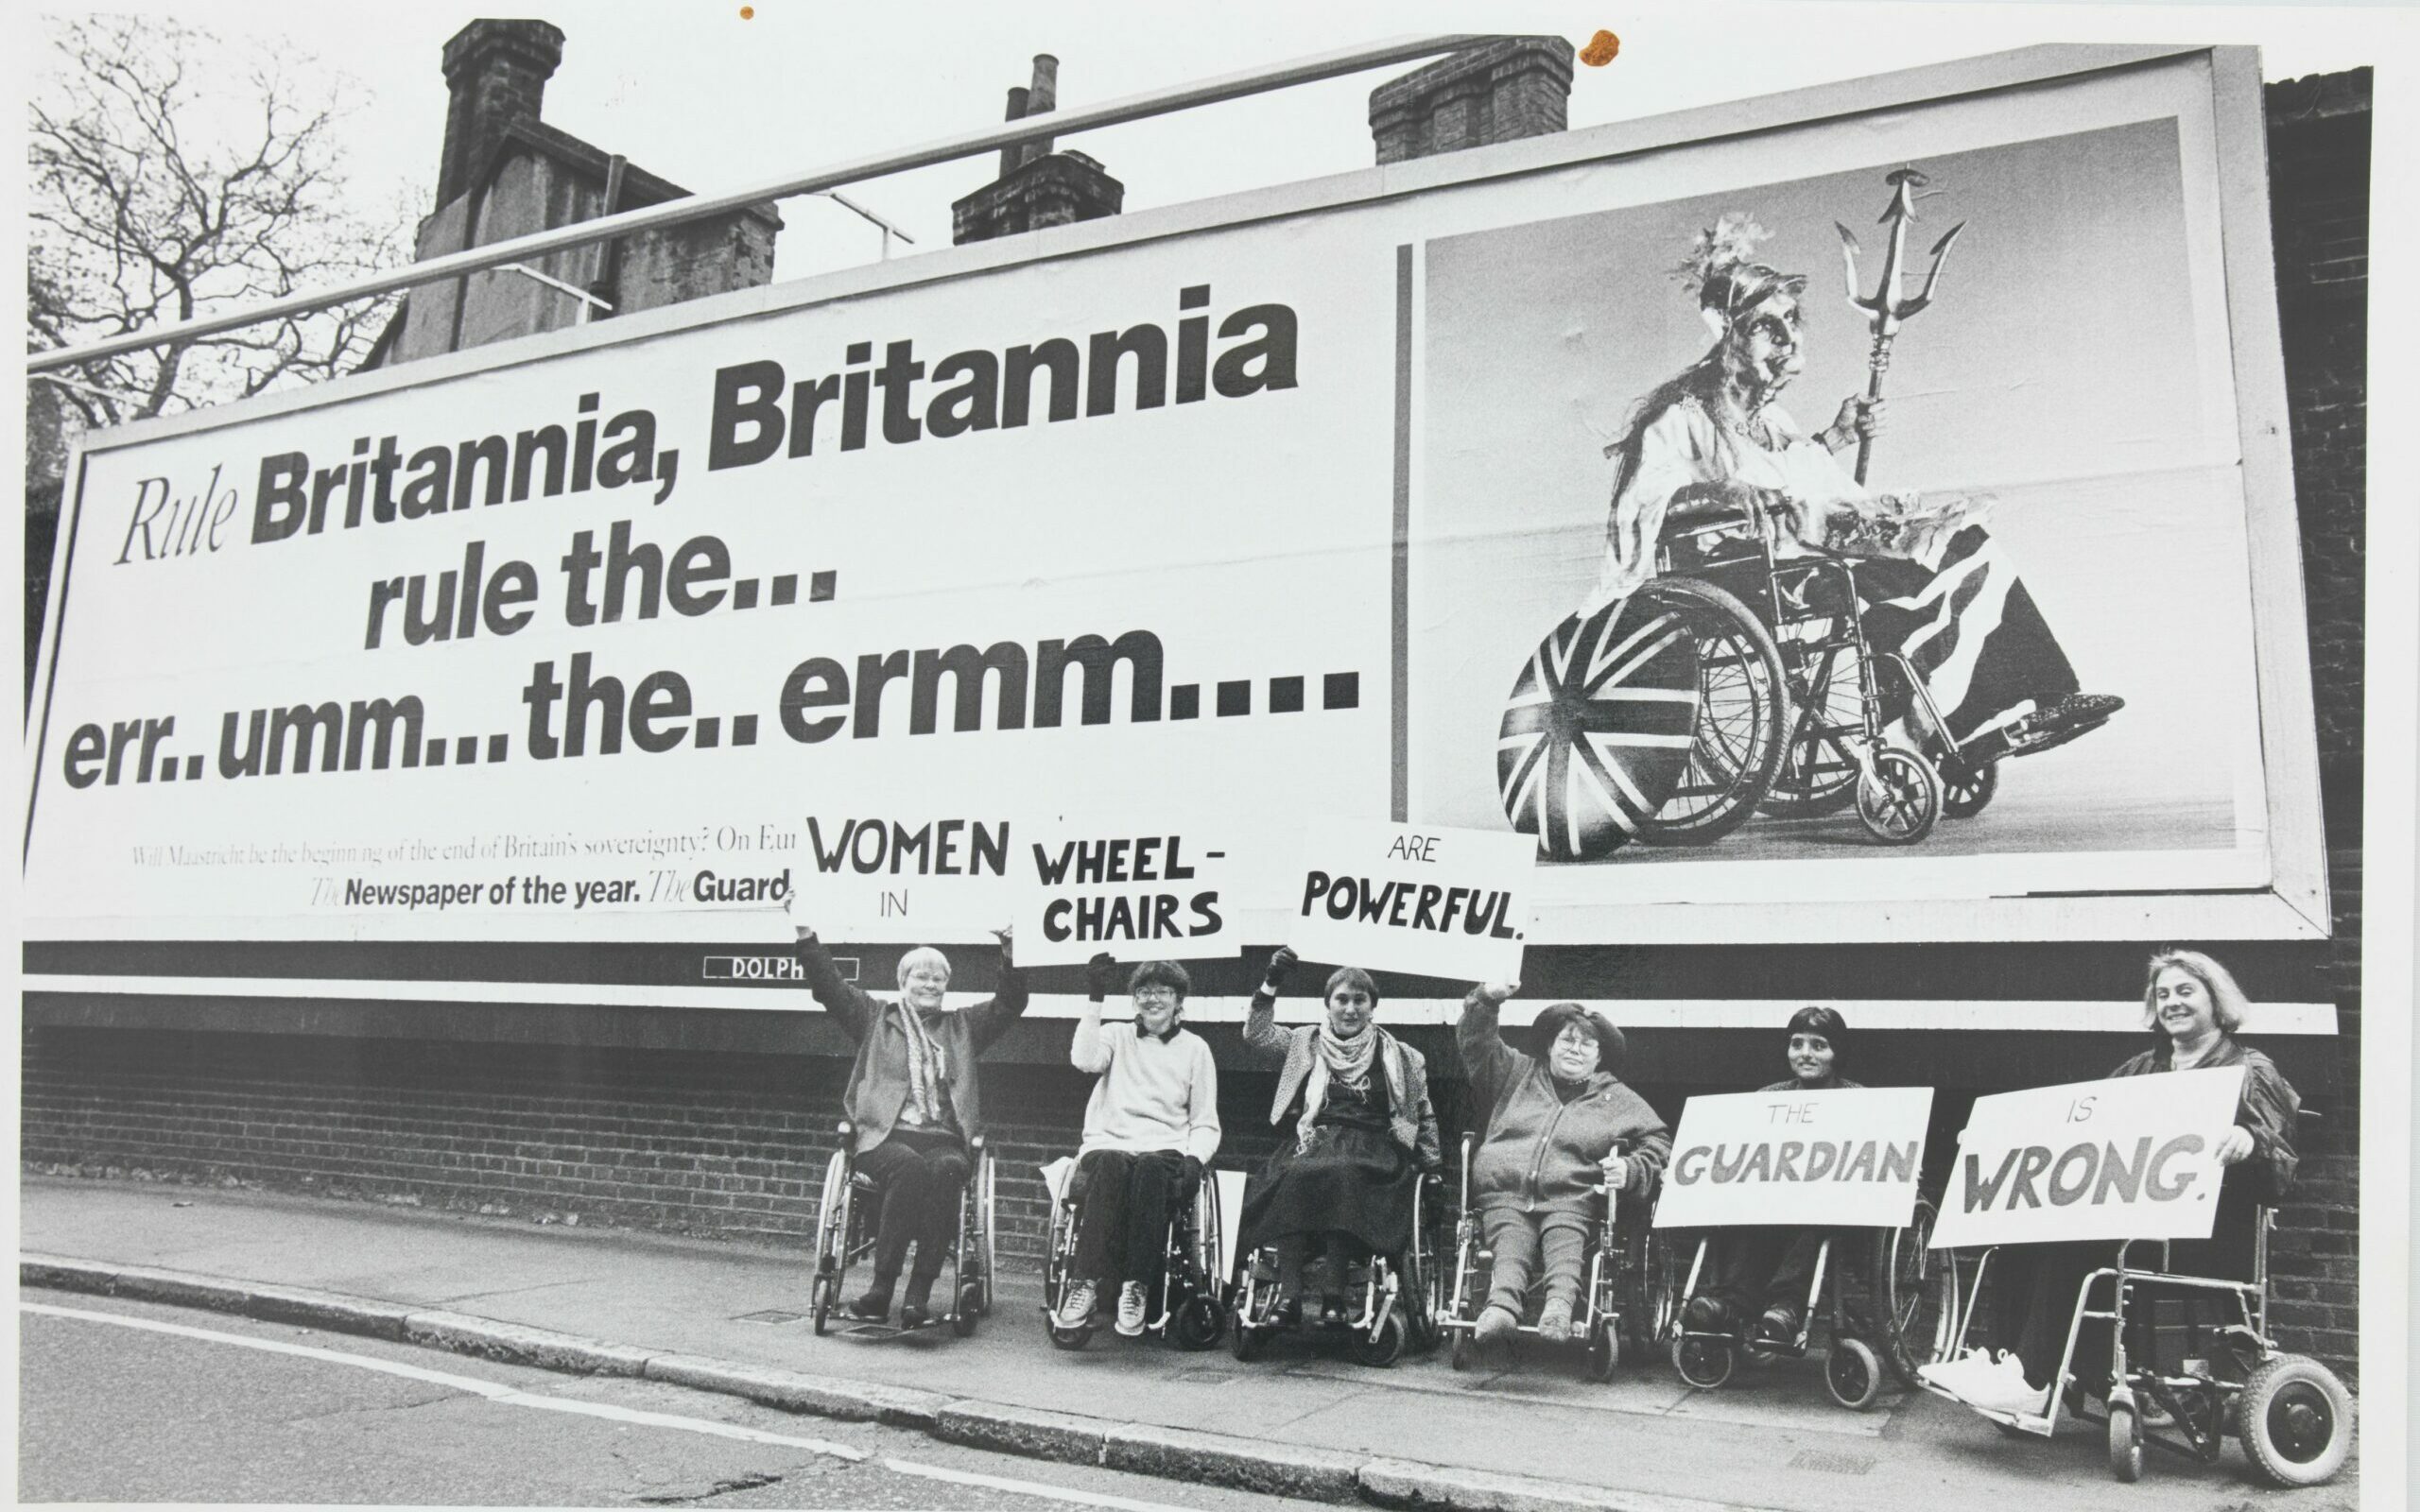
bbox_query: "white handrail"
[26,33,1483,376]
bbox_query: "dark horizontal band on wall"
[21,936,2341,1004]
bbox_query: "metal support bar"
[497,263,616,313]
[28,33,1482,376]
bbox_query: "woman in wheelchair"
[1683,1006,1863,1347]
[1237,946,1443,1331]
[1055,953,1221,1338]
[789,905,1026,1328]
[1586,215,2121,762]
[1922,950,2300,1419]
[1459,983,1668,1349]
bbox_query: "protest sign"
[1012,824,1238,968]
[1654,1087,1934,1229]
[1287,818,1533,982]
[1930,1066,2246,1248]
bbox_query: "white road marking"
[25,1300,1212,1510]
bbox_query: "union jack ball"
[1498,595,1701,860]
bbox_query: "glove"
[1264,945,1298,988]
[1085,951,1120,1004]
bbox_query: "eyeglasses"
[1132,988,1180,1003]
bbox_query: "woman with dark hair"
[1237,946,1443,1329]
[788,901,1026,1329]
[1459,981,1669,1347]
[1587,215,2120,759]
[1922,950,2301,1417]
[1682,1005,1863,1344]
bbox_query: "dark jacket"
[2111,1035,2300,1205]
[796,934,1028,1154]
[1243,988,1443,1173]
[1758,1074,1865,1092]
[1460,990,1671,1215]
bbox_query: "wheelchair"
[1922,1199,2354,1486]
[1665,1195,1942,1411]
[1435,1134,1666,1380]
[1037,1153,1226,1351]
[807,1119,996,1337]
[1630,493,2005,849]
[1226,1176,1443,1368]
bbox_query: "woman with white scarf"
[1236,946,1443,1331]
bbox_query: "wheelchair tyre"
[1762,619,1866,818]
[1587,1320,1619,1383]
[1450,1326,1473,1371]
[1631,578,1789,847]
[1171,1294,1225,1351]
[2107,1401,2144,1483]
[1856,747,1941,845]
[1825,1337,1885,1412]
[810,1272,836,1337]
[1351,1311,1409,1369]
[952,1282,982,1338]
[1878,1198,1943,1388]
[1049,1320,1093,1351]
[1673,1334,1735,1390]
[1942,758,1998,818]
[2237,1354,2354,1487]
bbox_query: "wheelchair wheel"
[811,1151,852,1336]
[1632,578,1789,846]
[1941,756,1998,818]
[810,1272,837,1337]
[2236,1354,2354,1487]
[1673,1333,1735,1390]
[952,1281,983,1337]
[1450,1326,1473,1371]
[1171,1294,1225,1351]
[973,1149,998,1317]
[1878,1197,1942,1388]
[1825,1337,1885,1411]
[2107,1400,2144,1483]
[1762,619,1864,818]
[1351,1310,1409,1369]
[1586,1319,1619,1383]
[1856,747,1941,845]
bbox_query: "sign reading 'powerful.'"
[1287,818,1533,982]
[1653,1087,1934,1229]
[1930,1067,2246,1248]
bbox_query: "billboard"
[23,46,2325,980]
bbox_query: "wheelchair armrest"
[1659,497,1754,538]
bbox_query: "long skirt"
[1240,1124,1416,1259]
[1848,524,2080,745]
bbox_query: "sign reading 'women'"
[1930,1067,2246,1248]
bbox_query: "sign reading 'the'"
[1654,1087,1934,1229]
[1931,1067,2246,1249]
[1287,818,1534,983]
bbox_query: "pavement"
[17,1176,2362,1512]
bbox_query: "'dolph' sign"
[1654,1088,1934,1229]
[1930,1067,2246,1249]
[1288,819,1533,983]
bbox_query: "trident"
[1834,168,1965,485]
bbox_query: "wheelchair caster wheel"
[1825,1337,1884,1411]
[1672,1334,1735,1390]
[1048,1321,1093,1350]
[1449,1326,1473,1372]
[2238,1354,2354,1486]
[2107,1401,2144,1483]
[1349,1312,1409,1368]
[952,1283,982,1337]
[1170,1296,1225,1352]
[1586,1322,1619,1383]
[1942,757,1998,817]
[810,1273,836,1337]
[1857,747,1941,845]
[1229,1316,1263,1363]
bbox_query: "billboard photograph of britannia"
[1406,106,2307,919]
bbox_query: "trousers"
[1482,1209,1591,1314]
[1703,1228,1828,1317]
[854,1124,971,1287]
[1070,1149,1187,1291]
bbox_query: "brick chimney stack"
[1369,37,1574,163]
[437,21,566,207]
[953,54,1121,246]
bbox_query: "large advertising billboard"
[23,46,2327,979]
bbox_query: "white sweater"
[1071,1013,1222,1162]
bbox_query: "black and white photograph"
[11,5,2411,1511]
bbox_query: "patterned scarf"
[1297,1023,1380,1153]
[895,1003,950,1125]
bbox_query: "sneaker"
[1920,1349,2048,1417]
[1055,1280,1098,1332]
[1474,1304,1519,1347]
[1536,1295,1576,1344]
[1115,1281,1148,1337]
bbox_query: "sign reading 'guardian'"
[1930,1067,2245,1248]
[1654,1088,1933,1229]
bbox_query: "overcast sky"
[20,1,2400,287]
